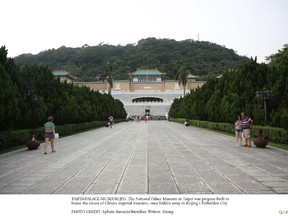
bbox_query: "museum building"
[53,68,205,118]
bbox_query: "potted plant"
[254,128,268,148]
[184,119,190,126]
[26,131,40,150]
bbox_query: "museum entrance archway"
[132,97,164,103]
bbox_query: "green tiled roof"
[52,71,68,76]
[129,69,165,76]
[52,70,77,80]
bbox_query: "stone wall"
[112,91,182,117]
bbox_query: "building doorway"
[145,109,150,116]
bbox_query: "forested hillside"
[14,38,248,81]
[169,44,288,130]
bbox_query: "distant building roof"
[129,68,166,76]
[52,70,77,80]
[52,71,69,76]
[187,74,198,79]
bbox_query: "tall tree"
[100,62,117,95]
[175,61,195,96]
[0,46,127,131]
[0,47,21,130]
[267,44,288,129]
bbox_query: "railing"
[111,89,184,94]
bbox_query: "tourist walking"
[241,112,253,147]
[235,115,243,147]
[108,115,114,128]
[44,116,56,154]
[144,115,148,123]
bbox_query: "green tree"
[14,38,248,81]
[170,56,272,126]
[175,61,195,96]
[0,46,21,130]
[100,62,117,94]
[0,46,127,130]
[0,65,21,130]
[267,44,288,129]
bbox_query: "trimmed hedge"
[0,119,125,150]
[0,130,31,149]
[172,118,288,145]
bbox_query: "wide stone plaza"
[1,121,288,194]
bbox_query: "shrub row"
[0,119,124,150]
[0,130,31,149]
[172,118,288,145]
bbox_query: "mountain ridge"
[13,37,248,81]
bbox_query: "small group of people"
[235,112,254,147]
[127,115,149,123]
[134,115,142,123]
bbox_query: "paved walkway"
[1,121,288,194]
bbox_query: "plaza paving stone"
[1,121,288,194]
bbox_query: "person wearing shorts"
[235,115,243,147]
[44,116,56,154]
[241,112,253,148]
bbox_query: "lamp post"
[23,90,40,150]
[23,90,38,126]
[256,88,273,122]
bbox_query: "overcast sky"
[1,0,287,62]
